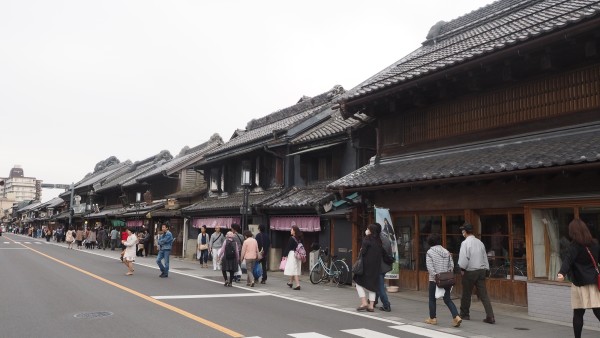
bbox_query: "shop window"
[418,215,442,271]
[445,215,465,266]
[395,216,415,270]
[531,208,574,280]
[511,214,527,280]
[481,215,509,277]
[579,207,600,241]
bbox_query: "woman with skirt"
[284,225,303,290]
[557,218,600,338]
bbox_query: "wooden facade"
[332,1,600,307]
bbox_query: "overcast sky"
[1,0,495,202]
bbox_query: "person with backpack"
[219,231,239,287]
[230,224,244,282]
[284,225,304,290]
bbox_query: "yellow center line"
[8,237,244,338]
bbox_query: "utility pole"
[68,183,74,228]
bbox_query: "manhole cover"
[514,327,530,330]
[74,311,113,319]
[173,267,193,271]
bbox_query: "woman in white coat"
[121,228,138,276]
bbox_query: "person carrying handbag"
[425,233,461,327]
[557,218,600,338]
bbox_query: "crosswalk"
[247,325,463,338]
[1,241,44,246]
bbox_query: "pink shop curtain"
[192,217,241,229]
[126,220,144,228]
[269,216,321,232]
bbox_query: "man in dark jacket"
[256,224,271,284]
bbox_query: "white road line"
[341,328,397,338]
[3,242,9,244]
[24,242,31,244]
[152,293,269,300]
[288,333,332,338]
[390,325,463,338]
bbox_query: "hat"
[460,222,473,232]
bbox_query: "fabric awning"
[269,216,321,232]
[127,220,144,228]
[192,217,241,229]
[111,219,126,227]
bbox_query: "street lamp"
[240,166,251,233]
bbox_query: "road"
[0,233,459,338]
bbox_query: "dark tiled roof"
[328,124,600,189]
[134,136,223,181]
[259,186,336,209]
[73,161,131,189]
[343,0,600,102]
[290,111,371,144]
[182,189,285,213]
[206,86,344,158]
[86,205,126,219]
[95,160,165,192]
[166,186,207,199]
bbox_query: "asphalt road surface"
[1,233,463,338]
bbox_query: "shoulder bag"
[585,246,600,291]
[435,255,455,288]
[352,255,364,275]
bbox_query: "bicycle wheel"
[331,260,349,286]
[310,263,325,284]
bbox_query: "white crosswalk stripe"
[288,333,332,337]
[251,325,465,338]
[342,328,398,337]
[390,325,462,338]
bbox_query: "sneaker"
[424,318,437,325]
[452,315,462,327]
[483,316,495,324]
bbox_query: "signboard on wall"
[375,207,400,280]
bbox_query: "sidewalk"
[33,236,600,337]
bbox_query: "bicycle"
[309,248,350,286]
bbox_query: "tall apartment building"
[0,165,41,202]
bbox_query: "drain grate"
[173,267,193,271]
[74,311,113,319]
[514,327,530,330]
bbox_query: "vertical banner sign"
[375,207,399,279]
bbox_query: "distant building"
[0,165,41,202]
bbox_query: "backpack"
[295,242,307,263]
[225,241,236,259]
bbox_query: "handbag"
[585,247,600,291]
[257,249,263,261]
[434,254,456,288]
[279,257,287,271]
[352,256,364,275]
[435,271,455,288]
[199,243,209,250]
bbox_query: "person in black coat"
[557,218,600,338]
[354,223,383,312]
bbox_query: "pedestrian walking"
[284,225,303,290]
[353,223,382,312]
[255,224,270,284]
[121,228,138,276]
[65,227,75,249]
[230,224,244,282]
[241,230,259,287]
[75,228,84,249]
[425,233,462,327]
[156,224,173,278]
[219,231,239,287]
[557,218,600,338]
[97,227,107,250]
[197,225,210,268]
[458,222,495,324]
[209,226,225,270]
[110,227,119,250]
[87,228,97,249]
